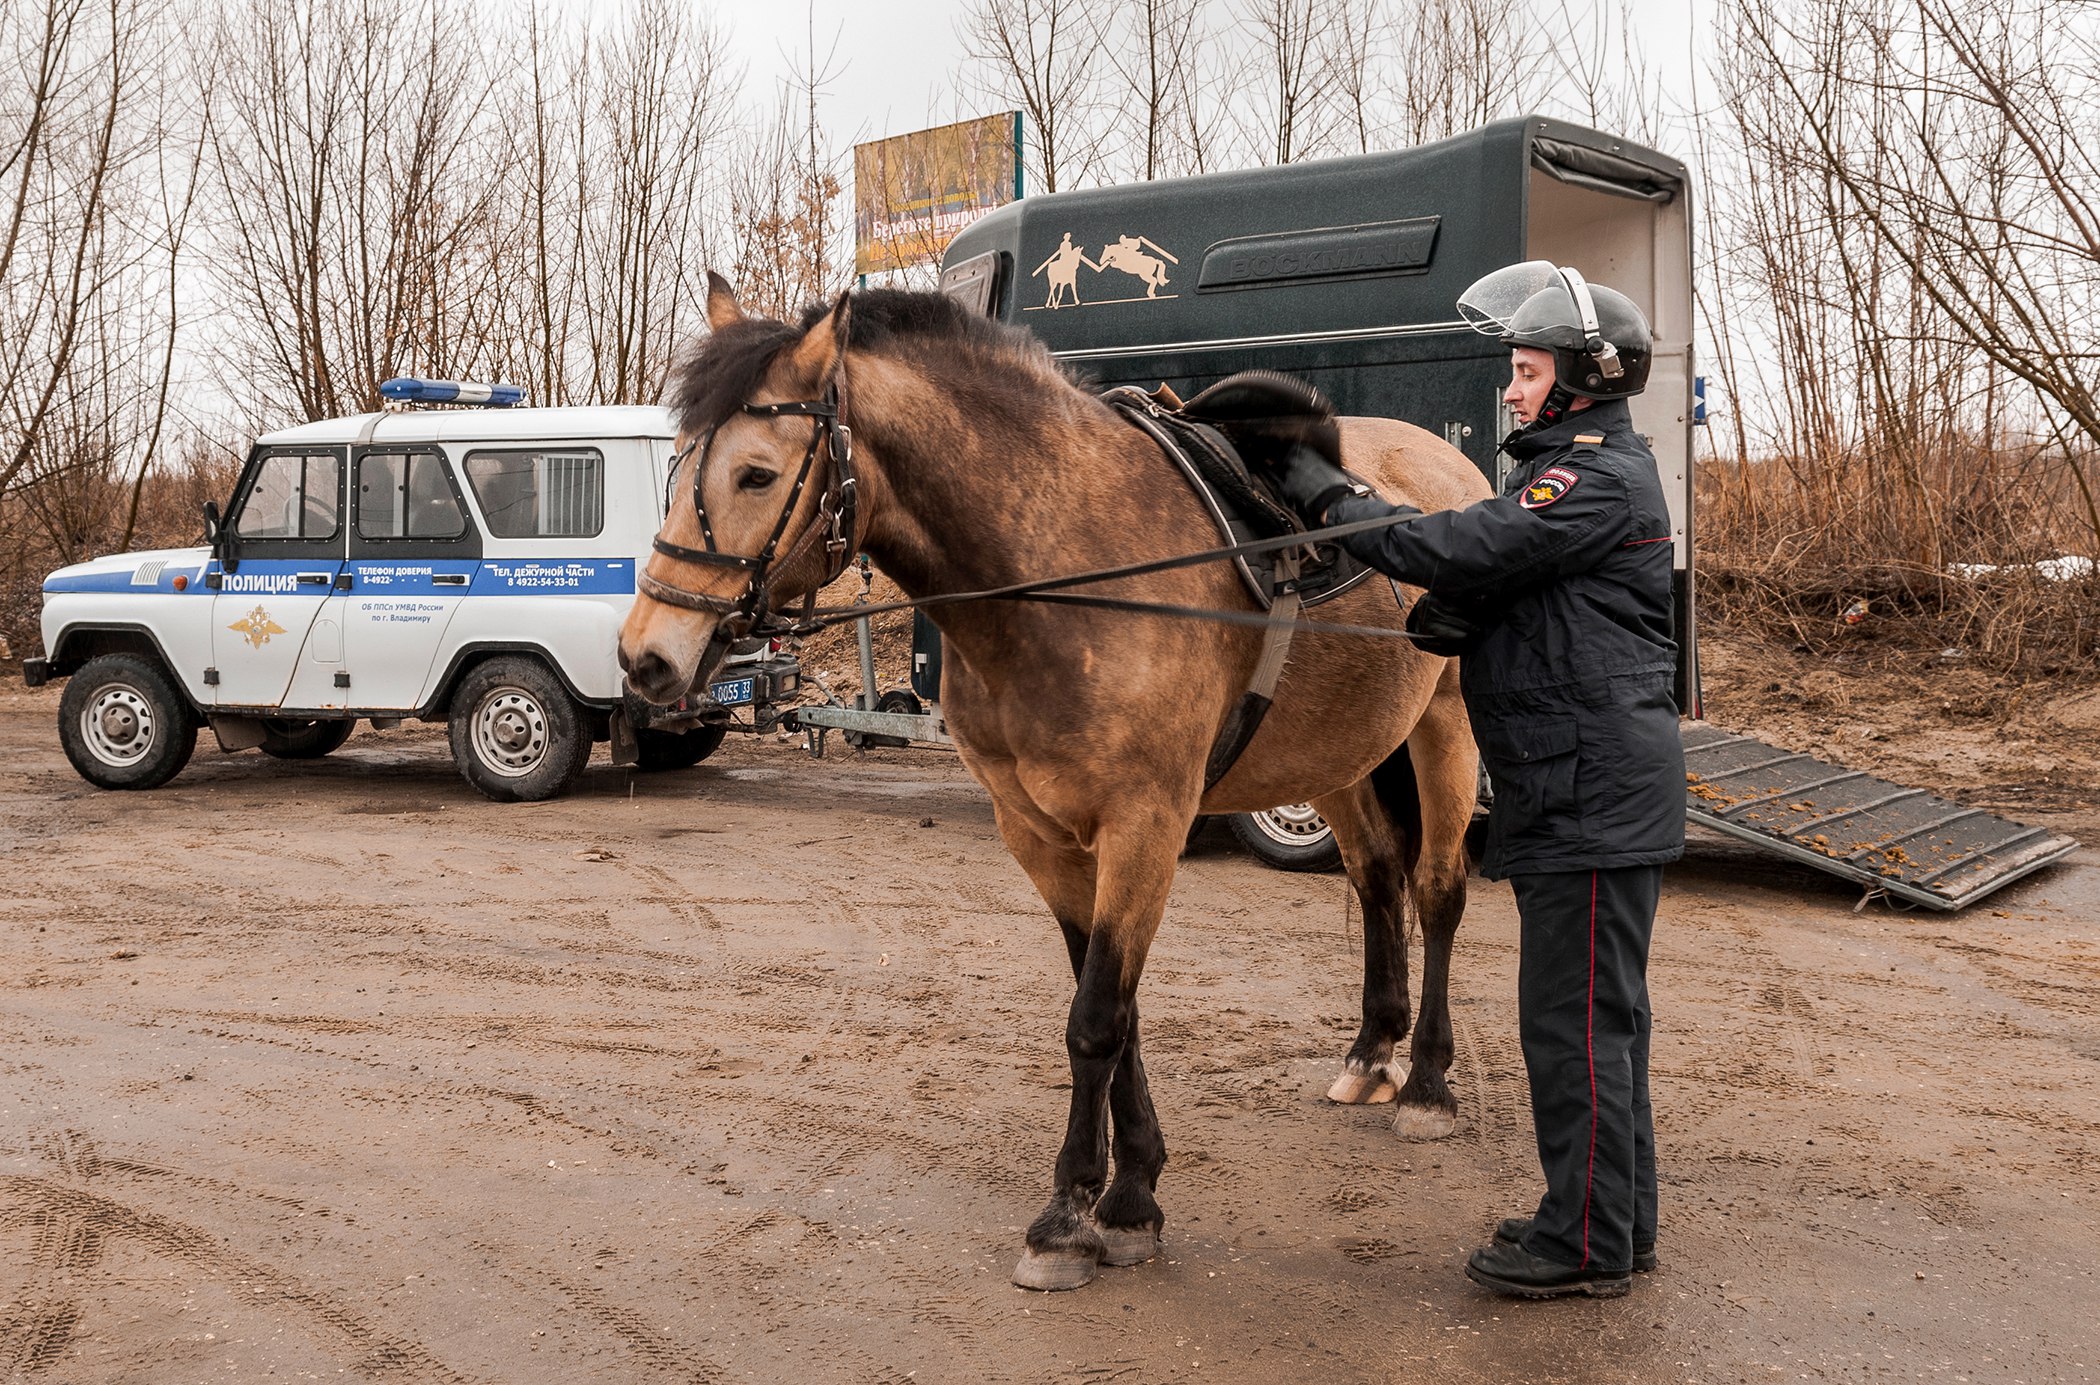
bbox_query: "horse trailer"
[941,114,1700,712]
[931,116,2073,905]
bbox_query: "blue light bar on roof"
[380,376,526,408]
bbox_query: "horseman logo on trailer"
[1028,231,1179,310]
[1521,466,1580,510]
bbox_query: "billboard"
[854,112,1022,277]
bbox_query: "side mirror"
[201,499,221,545]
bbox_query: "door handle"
[297,572,332,585]
[433,573,469,586]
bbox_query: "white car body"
[39,404,677,718]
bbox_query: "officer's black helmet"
[1458,261,1652,400]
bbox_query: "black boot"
[1495,1216,1657,1272]
[1465,1239,1631,1299]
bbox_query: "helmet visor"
[1457,260,1562,336]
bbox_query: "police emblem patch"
[1520,466,1580,510]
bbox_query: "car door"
[210,448,347,708]
[340,446,482,709]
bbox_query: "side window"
[235,453,339,539]
[463,448,604,538]
[357,452,466,539]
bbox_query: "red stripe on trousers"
[1582,870,1598,1268]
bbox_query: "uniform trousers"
[1509,864,1661,1273]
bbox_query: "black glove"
[1406,593,1487,657]
[1272,443,1361,527]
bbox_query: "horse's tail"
[1367,740,1424,877]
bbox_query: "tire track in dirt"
[3,1130,477,1382]
[490,1257,726,1384]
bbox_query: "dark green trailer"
[921,116,2075,906]
[938,114,1700,709]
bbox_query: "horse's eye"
[737,467,778,490]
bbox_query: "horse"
[619,275,1491,1292]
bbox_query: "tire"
[447,655,592,802]
[57,653,199,790]
[258,717,355,759]
[1229,804,1342,872]
[634,722,727,771]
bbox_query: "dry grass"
[1695,441,2100,679]
[0,456,236,663]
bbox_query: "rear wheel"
[1229,804,1342,872]
[58,653,199,790]
[635,722,727,771]
[447,656,592,802]
[258,717,355,759]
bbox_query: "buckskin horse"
[619,276,1491,1291]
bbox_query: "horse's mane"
[669,287,1069,437]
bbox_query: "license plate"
[709,676,755,706]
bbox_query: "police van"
[27,378,799,801]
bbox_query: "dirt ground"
[4,642,2099,1385]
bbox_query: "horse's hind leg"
[1313,775,1415,1106]
[1386,672,1476,1140]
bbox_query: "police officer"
[1265,263,1684,1299]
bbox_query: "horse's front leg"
[1014,818,1178,1292]
[1059,920,1167,1270]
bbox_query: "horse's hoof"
[1391,1101,1458,1141]
[1097,1225,1161,1267]
[1326,1068,1396,1105]
[1013,1247,1100,1291]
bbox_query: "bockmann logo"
[229,606,287,649]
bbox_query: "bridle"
[638,374,860,662]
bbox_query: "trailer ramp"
[1681,722,2077,911]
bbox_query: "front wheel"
[57,653,199,790]
[634,722,727,771]
[1229,804,1342,872]
[447,656,592,802]
[258,717,355,759]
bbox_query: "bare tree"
[1099,0,1209,179]
[958,0,1110,193]
[571,0,736,403]
[1230,0,1342,164]
[200,0,507,420]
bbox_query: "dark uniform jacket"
[1325,398,1686,879]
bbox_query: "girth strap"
[1202,550,1302,789]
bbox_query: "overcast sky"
[727,0,1715,158]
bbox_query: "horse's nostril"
[627,652,674,699]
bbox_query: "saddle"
[1103,371,1402,789]
[1101,373,1379,611]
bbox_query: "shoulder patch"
[1519,465,1580,510]
[1573,433,1605,444]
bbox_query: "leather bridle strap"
[641,377,860,627]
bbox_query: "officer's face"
[1504,348,1556,425]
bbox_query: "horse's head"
[619,273,857,706]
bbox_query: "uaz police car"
[26,378,798,801]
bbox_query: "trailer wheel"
[258,718,355,759]
[58,653,199,790]
[447,656,592,801]
[1229,804,1342,872]
[635,723,727,771]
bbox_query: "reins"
[778,510,1441,643]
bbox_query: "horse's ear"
[787,288,853,385]
[705,272,745,331]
